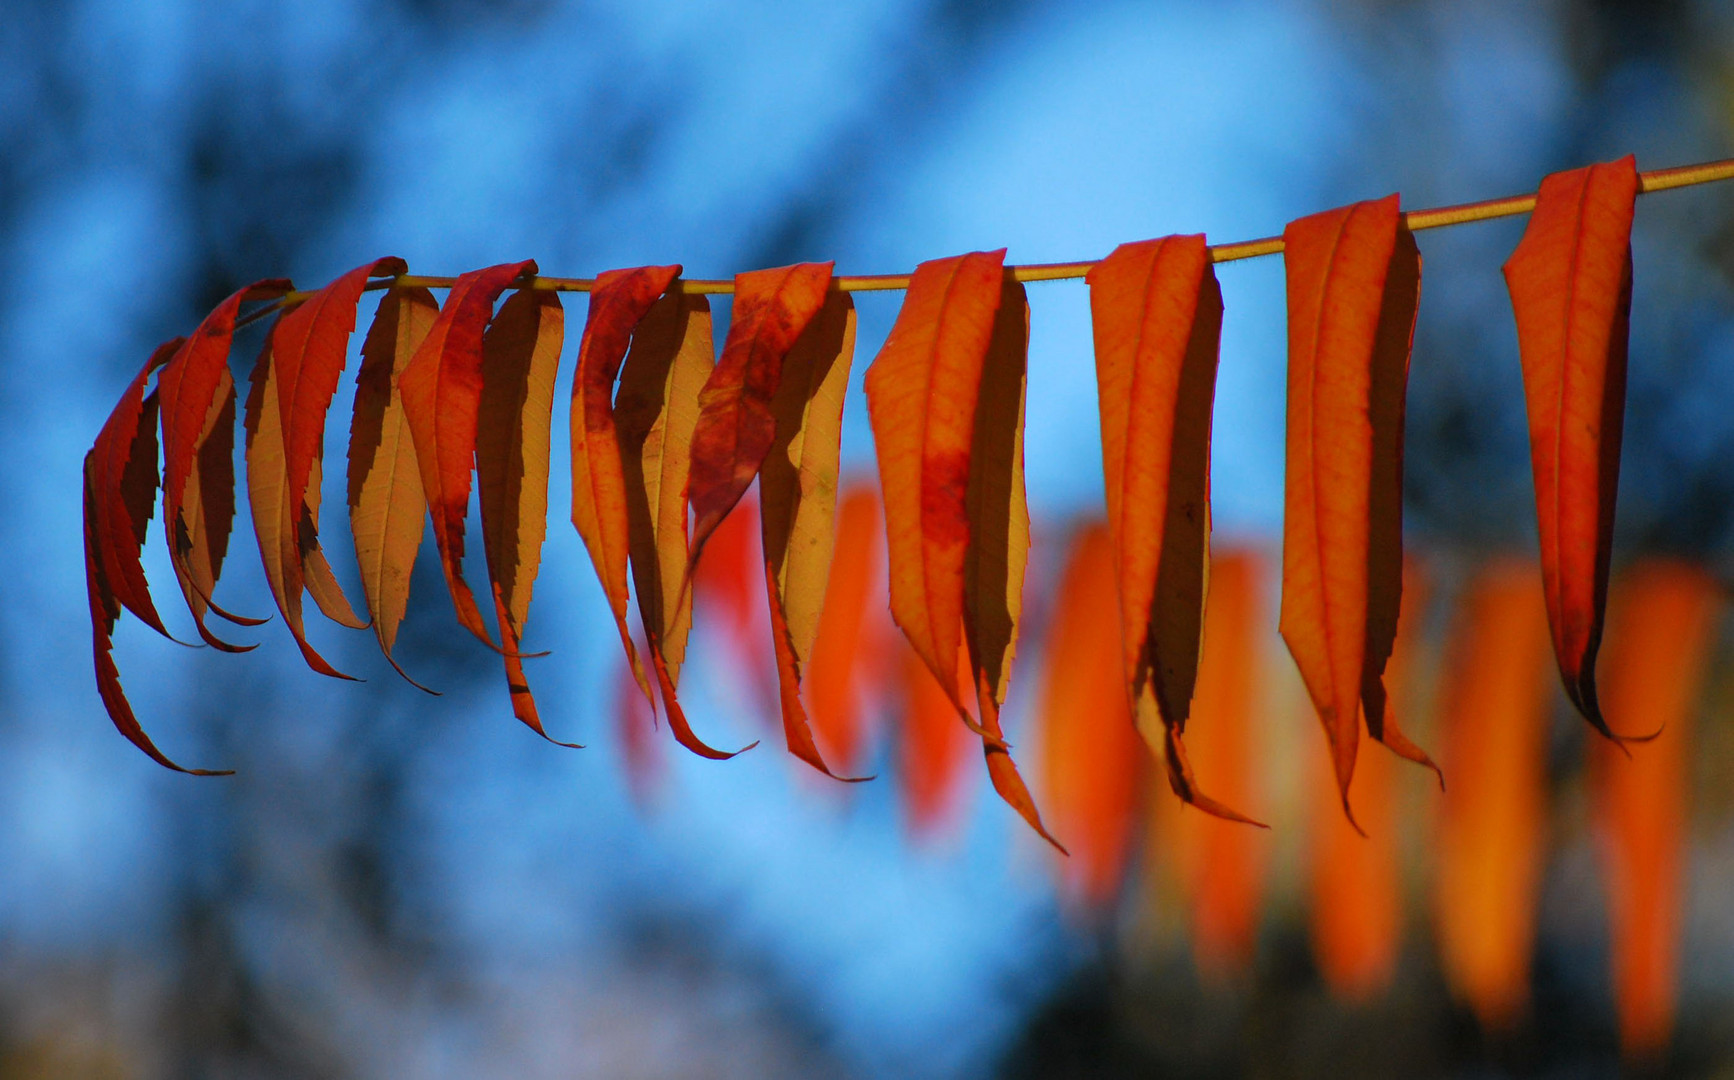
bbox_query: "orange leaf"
[272,257,403,619]
[1176,548,1273,977]
[88,338,182,643]
[616,286,712,689]
[1279,194,1433,828]
[962,278,1061,847]
[688,261,834,557]
[694,488,778,721]
[759,291,862,781]
[245,322,358,680]
[157,280,290,648]
[348,286,439,689]
[1503,155,1640,742]
[1434,559,1554,1031]
[1309,556,1429,1000]
[398,260,535,648]
[614,285,750,759]
[803,482,884,776]
[1592,561,1721,1060]
[569,264,681,708]
[864,249,1008,744]
[1087,234,1257,824]
[476,286,572,743]
[615,641,664,811]
[1036,523,1144,908]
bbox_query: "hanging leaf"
[1036,523,1144,907]
[398,259,536,648]
[272,257,404,622]
[84,339,229,774]
[1279,194,1433,828]
[614,284,751,759]
[1309,556,1429,1000]
[1087,234,1258,824]
[1504,155,1641,742]
[157,280,291,648]
[245,322,358,680]
[348,285,439,689]
[963,277,1061,847]
[803,482,884,777]
[688,261,835,560]
[1435,559,1554,1031]
[864,249,1008,746]
[758,290,863,780]
[570,264,681,706]
[694,489,779,723]
[88,338,183,643]
[1174,548,1272,978]
[476,286,572,743]
[1592,561,1721,1060]
[615,640,664,811]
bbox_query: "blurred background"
[9,0,1734,1075]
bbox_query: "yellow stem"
[250,154,1734,314]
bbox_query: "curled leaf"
[570,264,681,707]
[348,286,439,689]
[758,290,865,781]
[157,280,291,647]
[864,249,1008,746]
[1279,194,1432,828]
[1087,234,1258,824]
[476,286,572,743]
[614,284,748,758]
[1503,155,1641,742]
[688,261,834,558]
[245,326,356,679]
[963,278,1060,847]
[398,260,535,647]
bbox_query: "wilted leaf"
[1087,234,1258,823]
[963,278,1060,847]
[688,261,834,558]
[157,280,290,648]
[570,264,681,707]
[1503,155,1641,742]
[758,290,864,780]
[1280,194,1433,828]
[348,285,438,689]
[398,260,535,648]
[476,286,572,743]
[246,324,357,680]
[616,286,712,689]
[864,249,1007,743]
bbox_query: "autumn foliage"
[84,154,1732,1055]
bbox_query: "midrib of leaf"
[1118,242,1167,697]
[1546,173,1595,656]
[1303,212,1353,713]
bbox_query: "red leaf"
[397,260,535,648]
[157,280,291,648]
[803,482,884,776]
[570,264,681,708]
[1279,194,1434,829]
[88,338,182,641]
[688,261,834,556]
[1503,155,1641,742]
[1087,234,1258,824]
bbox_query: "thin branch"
[247,154,1734,315]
